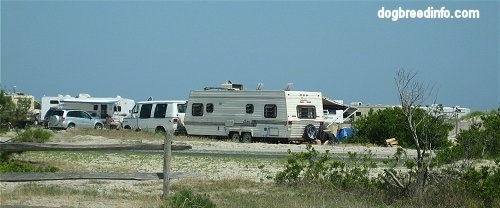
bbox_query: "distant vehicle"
[41,93,135,128]
[183,81,326,143]
[122,100,187,134]
[48,109,104,130]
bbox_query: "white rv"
[121,100,187,134]
[41,94,135,126]
[184,82,325,143]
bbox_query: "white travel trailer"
[41,94,135,126]
[121,100,187,134]
[184,82,325,143]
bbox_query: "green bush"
[456,162,500,208]
[435,110,500,164]
[15,128,53,143]
[348,107,452,149]
[166,188,216,208]
[0,158,59,173]
[275,144,377,191]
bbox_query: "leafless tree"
[391,69,437,193]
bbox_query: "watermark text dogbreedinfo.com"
[378,6,480,21]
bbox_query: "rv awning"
[322,97,349,110]
[61,98,119,104]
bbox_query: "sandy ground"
[0,132,414,207]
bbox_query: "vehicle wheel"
[123,125,131,130]
[230,132,241,143]
[94,123,103,129]
[303,124,317,141]
[67,123,75,129]
[241,132,252,143]
[155,126,166,134]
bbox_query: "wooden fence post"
[163,130,173,198]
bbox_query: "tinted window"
[93,105,98,110]
[154,104,168,118]
[140,104,153,118]
[49,100,59,104]
[297,106,316,119]
[67,111,81,118]
[246,104,254,114]
[192,103,203,116]
[264,104,277,118]
[206,103,214,113]
[53,110,64,116]
[177,103,187,113]
[82,111,92,119]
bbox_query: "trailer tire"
[241,132,252,143]
[303,124,317,141]
[230,132,241,143]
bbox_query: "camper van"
[184,82,325,143]
[41,94,135,127]
[121,100,187,134]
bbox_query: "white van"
[122,100,187,134]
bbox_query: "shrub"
[15,128,53,143]
[0,158,59,172]
[166,188,216,208]
[275,144,377,191]
[349,107,452,149]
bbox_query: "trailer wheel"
[123,125,131,130]
[230,132,241,143]
[241,132,252,143]
[303,124,317,141]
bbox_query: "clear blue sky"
[1,1,499,111]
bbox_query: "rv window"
[93,105,98,110]
[246,104,254,114]
[192,103,204,116]
[50,100,59,104]
[154,104,168,118]
[297,106,316,119]
[206,103,214,113]
[140,104,153,118]
[355,112,362,116]
[264,104,277,118]
[177,104,187,113]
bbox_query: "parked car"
[48,109,104,130]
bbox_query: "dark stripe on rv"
[184,120,288,126]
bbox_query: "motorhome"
[183,82,325,143]
[40,94,135,127]
[121,100,187,134]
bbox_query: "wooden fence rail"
[0,142,191,152]
[0,131,186,197]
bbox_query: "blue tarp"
[337,127,353,141]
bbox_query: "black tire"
[94,123,103,129]
[155,126,166,134]
[230,132,241,143]
[303,124,317,141]
[241,132,252,143]
[123,125,131,130]
[67,123,75,129]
